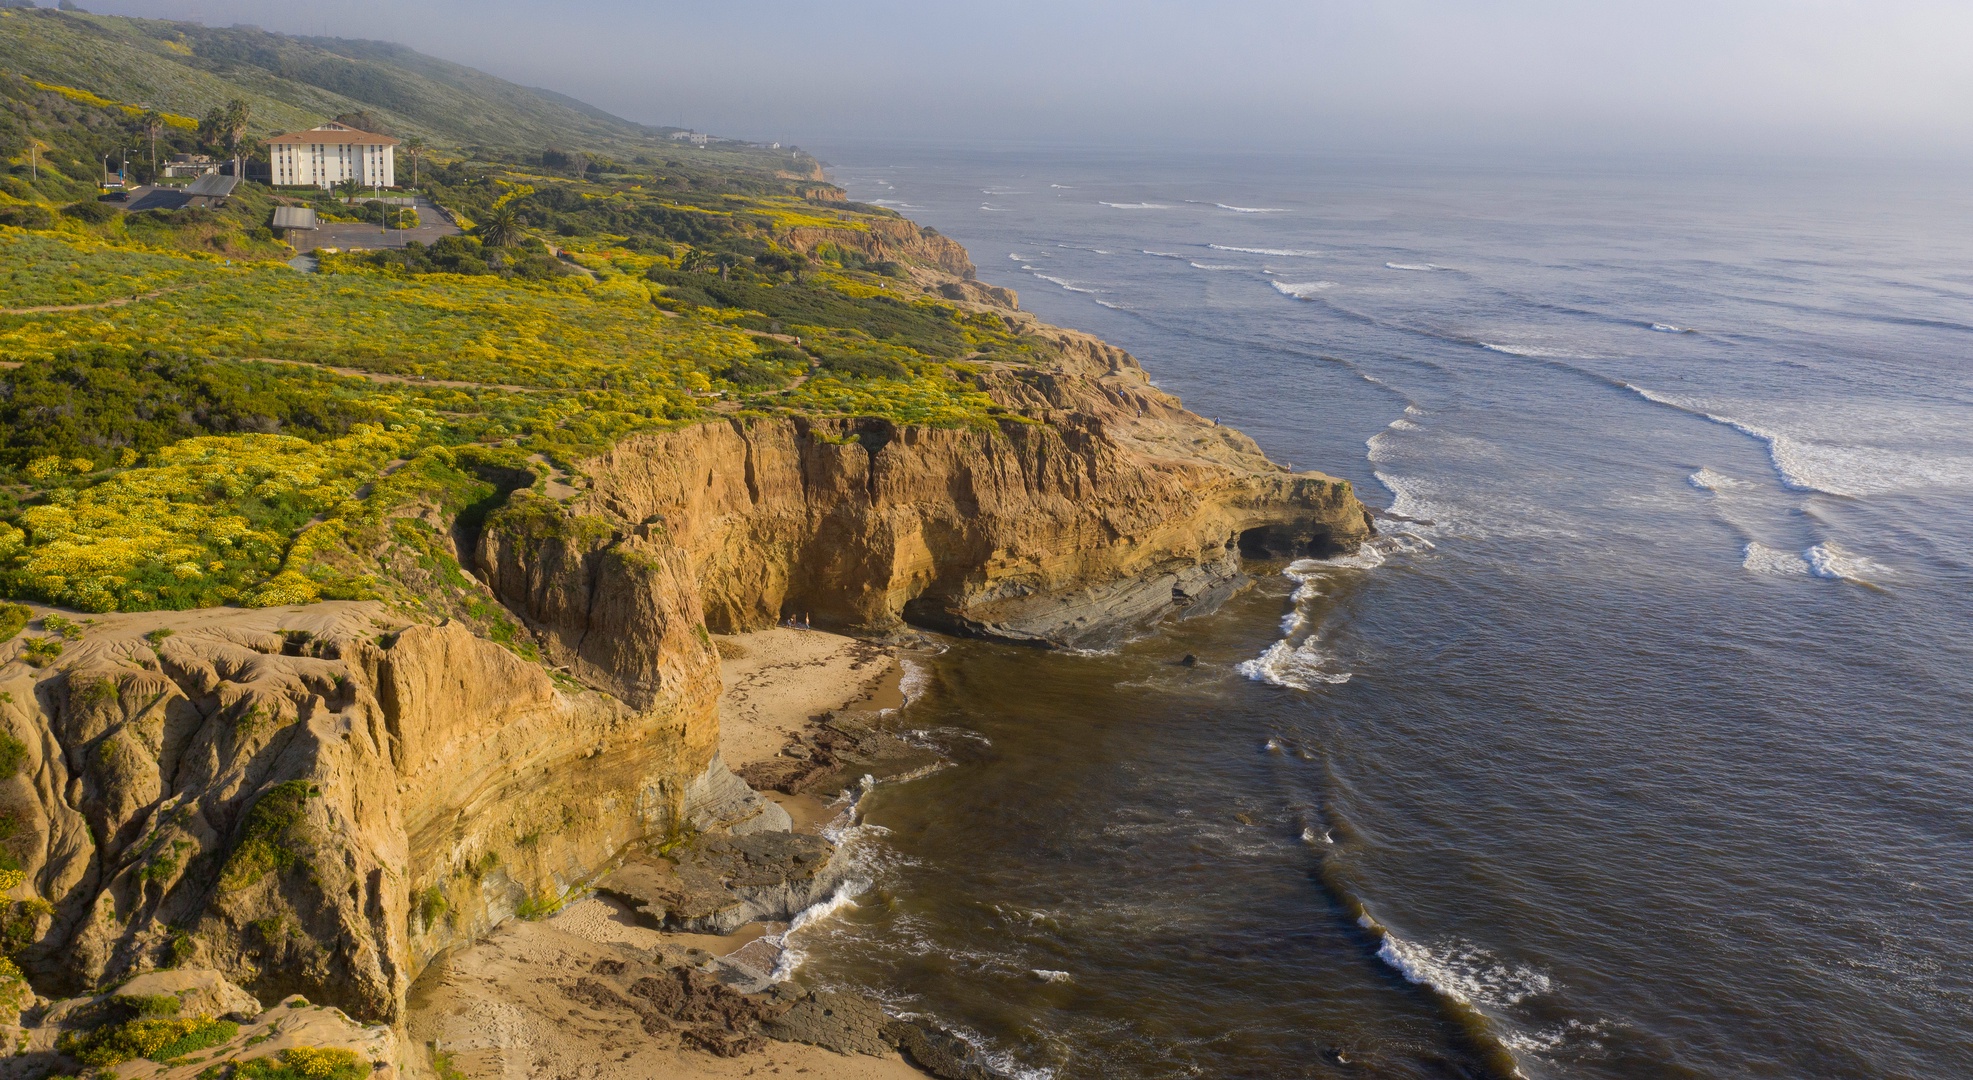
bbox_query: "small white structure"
[268,123,398,189]
[163,154,218,179]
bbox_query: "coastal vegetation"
[0,10,1051,618]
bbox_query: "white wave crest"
[1190,262,1243,271]
[1093,299,1130,310]
[1142,250,1186,259]
[1365,919,1553,1009]
[1216,204,1288,213]
[1650,323,1691,333]
[1031,969,1071,983]
[1099,201,1172,209]
[1806,542,1887,584]
[979,204,1014,212]
[1625,384,1973,497]
[1210,244,1323,257]
[1385,262,1443,271]
[1688,468,1746,491]
[1387,418,1422,432]
[1742,542,1810,576]
[1272,280,1338,299]
[1031,274,1101,295]
[1236,637,1352,689]
[1480,342,1588,359]
[767,879,869,981]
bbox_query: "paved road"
[293,196,463,253]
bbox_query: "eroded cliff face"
[479,324,1371,652]
[0,603,715,1025]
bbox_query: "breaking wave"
[1806,542,1887,584]
[1210,244,1323,257]
[1481,342,1593,360]
[1742,542,1810,577]
[1385,262,1444,271]
[1190,262,1244,271]
[1216,203,1288,213]
[1742,541,1885,584]
[1273,280,1339,299]
[1688,468,1746,491]
[1625,383,1973,497]
[1237,636,1353,690]
[768,879,870,981]
[1031,274,1102,295]
[1366,920,1553,1009]
[1099,201,1173,209]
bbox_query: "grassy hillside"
[0,5,793,167]
[0,12,1062,626]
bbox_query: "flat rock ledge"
[596,831,847,936]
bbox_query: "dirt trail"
[247,356,543,394]
[0,285,192,315]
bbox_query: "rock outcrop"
[0,603,715,1027]
[478,323,1370,652]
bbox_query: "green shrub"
[58,1015,236,1066]
[41,615,83,640]
[235,1046,370,1080]
[20,637,62,667]
[59,201,119,225]
[0,730,26,779]
[218,780,318,890]
[0,205,54,231]
[0,604,29,643]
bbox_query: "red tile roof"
[268,125,400,147]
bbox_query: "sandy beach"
[406,627,926,1079]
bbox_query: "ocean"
[784,145,1973,1078]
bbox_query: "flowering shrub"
[1,426,414,611]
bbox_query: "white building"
[268,123,398,189]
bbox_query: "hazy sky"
[84,0,1973,154]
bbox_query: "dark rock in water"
[765,989,894,1057]
[1178,653,1198,667]
[737,710,944,796]
[597,831,844,934]
[884,1019,1004,1080]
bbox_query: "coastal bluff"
[0,334,1368,1035]
[0,334,1369,1035]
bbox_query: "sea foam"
[1362,917,1553,1009]
[1272,281,1338,299]
[1626,384,1973,497]
[1210,244,1323,257]
[1216,203,1288,213]
[1099,201,1172,209]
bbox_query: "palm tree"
[335,177,364,205]
[201,99,252,175]
[140,109,163,173]
[402,136,426,189]
[475,203,521,248]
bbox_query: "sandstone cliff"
[0,603,721,1029]
[0,224,1371,1045]
[479,321,1368,652]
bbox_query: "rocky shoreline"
[402,628,999,1080]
